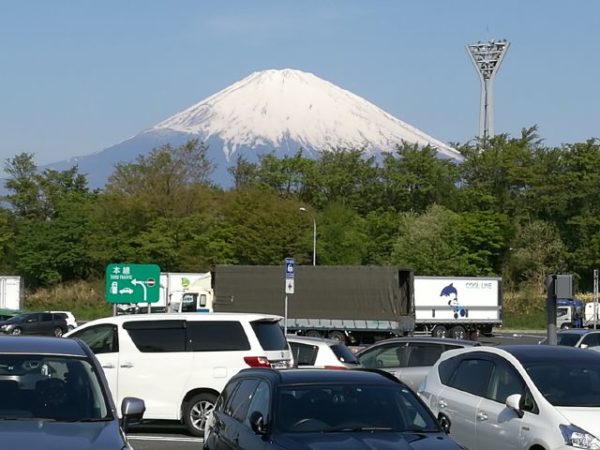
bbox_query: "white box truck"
[0,276,23,311]
[413,276,502,339]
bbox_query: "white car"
[65,313,292,436]
[418,344,600,450]
[286,335,360,369]
[49,311,78,331]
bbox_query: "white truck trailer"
[0,276,23,311]
[117,272,213,314]
[413,276,502,339]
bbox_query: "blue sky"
[1,1,598,166]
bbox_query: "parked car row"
[7,308,600,450]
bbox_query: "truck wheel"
[431,325,447,338]
[328,331,346,344]
[561,323,571,330]
[449,326,467,340]
[305,330,322,338]
[183,392,217,437]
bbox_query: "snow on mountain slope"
[151,68,460,160]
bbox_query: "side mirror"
[249,411,267,435]
[438,414,451,434]
[505,394,523,418]
[121,397,145,432]
[580,344,589,349]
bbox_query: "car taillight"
[324,365,347,370]
[244,356,271,368]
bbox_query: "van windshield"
[251,320,288,350]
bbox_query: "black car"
[0,312,68,337]
[204,368,462,450]
[0,335,145,449]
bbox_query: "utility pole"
[466,40,510,139]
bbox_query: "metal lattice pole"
[466,40,510,139]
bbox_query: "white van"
[65,313,292,436]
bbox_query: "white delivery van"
[65,313,292,436]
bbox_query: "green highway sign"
[105,263,160,304]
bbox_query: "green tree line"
[2,128,599,296]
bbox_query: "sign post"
[105,264,160,314]
[284,258,295,335]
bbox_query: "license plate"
[271,361,289,369]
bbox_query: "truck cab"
[557,298,584,329]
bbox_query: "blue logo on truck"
[440,283,466,319]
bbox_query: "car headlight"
[560,424,600,449]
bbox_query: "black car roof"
[500,344,600,365]
[235,368,403,386]
[0,336,87,357]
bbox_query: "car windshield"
[526,359,600,407]
[0,355,111,421]
[276,384,438,433]
[4,315,26,324]
[556,333,583,346]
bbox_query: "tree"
[107,139,214,216]
[380,144,459,212]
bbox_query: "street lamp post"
[299,207,316,266]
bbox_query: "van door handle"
[120,362,134,368]
[438,400,447,409]
[101,363,115,369]
[477,412,488,421]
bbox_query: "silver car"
[539,329,600,349]
[287,335,361,369]
[355,336,480,391]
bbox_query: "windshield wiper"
[325,426,395,433]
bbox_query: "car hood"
[274,431,459,450]
[0,419,127,450]
[556,407,600,437]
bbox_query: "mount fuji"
[49,68,461,188]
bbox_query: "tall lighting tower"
[466,40,510,139]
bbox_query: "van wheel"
[53,327,64,337]
[431,325,447,338]
[11,327,22,336]
[184,392,217,437]
[449,326,467,340]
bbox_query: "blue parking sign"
[285,258,295,279]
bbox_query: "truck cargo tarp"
[213,266,412,321]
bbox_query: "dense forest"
[2,126,599,300]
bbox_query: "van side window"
[124,321,186,353]
[187,321,250,351]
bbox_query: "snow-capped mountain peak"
[152,68,459,160]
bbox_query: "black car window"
[405,343,445,367]
[556,333,581,346]
[187,321,250,351]
[124,320,186,352]
[244,380,270,427]
[230,379,260,422]
[449,358,494,397]
[290,342,318,366]
[25,314,38,323]
[251,321,288,351]
[41,313,53,322]
[438,356,462,385]
[582,333,600,347]
[330,344,359,364]
[217,380,240,414]
[487,360,525,403]
[70,325,119,354]
[358,344,405,369]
